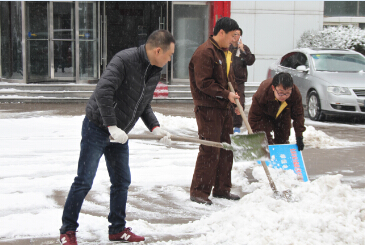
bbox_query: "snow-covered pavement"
[0,111,364,244]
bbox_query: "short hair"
[238,28,242,36]
[213,17,239,36]
[146,30,175,52]
[272,72,293,89]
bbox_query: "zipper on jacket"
[123,64,150,131]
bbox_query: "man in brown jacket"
[248,72,305,150]
[189,17,241,205]
[229,28,255,133]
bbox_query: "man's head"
[232,28,242,45]
[146,30,175,67]
[213,17,239,49]
[271,72,293,101]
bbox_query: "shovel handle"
[228,82,278,193]
[127,134,224,149]
[260,160,278,193]
[228,82,253,134]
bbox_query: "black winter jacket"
[86,45,162,133]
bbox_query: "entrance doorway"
[3,1,169,84]
[25,1,99,83]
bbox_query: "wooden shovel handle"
[228,82,253,134]
[127,134,224,149]
[228,82,278,193]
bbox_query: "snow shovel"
[127,133,269,162]
[228,82,292,201]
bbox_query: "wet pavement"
[0,102,197,119]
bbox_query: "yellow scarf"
[224,51,232,78]
[276,100,288,119]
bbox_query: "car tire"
[307,91,325,121]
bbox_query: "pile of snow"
[0,113,364,244]
[289,125,364,149]
[150,175,365,245]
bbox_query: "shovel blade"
[224,132,270,162]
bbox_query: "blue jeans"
[60,116,130,234]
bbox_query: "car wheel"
[307,91,324,121]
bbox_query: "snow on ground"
[0,112,364,244]
[289,125,365,149]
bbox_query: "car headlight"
[327,86,351,95]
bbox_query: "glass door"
[51,2,75,79]
[172,3,210,82]
[25,2,99,83]
[26,2,49,81]
[78,1,98,80]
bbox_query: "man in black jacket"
[60,30,175,245]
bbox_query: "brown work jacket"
[228,44,255,84]
[248,78,306,137]
[189,37,236,109]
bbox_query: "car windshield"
[311,53,365,72]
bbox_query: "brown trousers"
[257,110,291,145]
[190,106,234,199]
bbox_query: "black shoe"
[190,196,213,205]
[213,193,240,200]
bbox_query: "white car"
[267,48,365,121]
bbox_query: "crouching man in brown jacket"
[189,17,241,205]
[248,72,306,150]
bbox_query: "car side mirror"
[296,65,309,72]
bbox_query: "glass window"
[28,2,48,40]
[53,2,75,78]
[324,1,358,17]
[280,52,297,69]
[295,53,308,68]
[311,53,365,72]
[53,2,73,40]
[54,41,72,74]
[360,2,365,17]
[79,2,98,78]
[27,2,48,77]
[280,52,308,69]
[172,4,209,79]
[1,2,23,79]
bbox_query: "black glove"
[296,136,304,151]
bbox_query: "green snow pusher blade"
[223,132,270,162]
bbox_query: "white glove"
[152,127,171,146]
[108,126,128,144]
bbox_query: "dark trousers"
[190,106,234,198]
[231,106,243,128]
[257,113,291,145]
[60,116,130,235]
[232,82,245,128]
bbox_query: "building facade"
[0,1,364,85]
[231,1,324,83]
[0,1,214,84]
